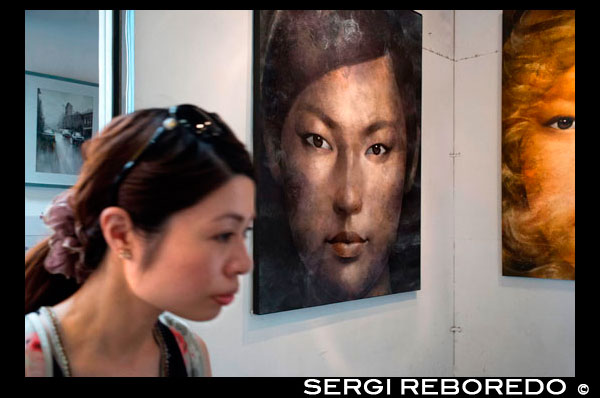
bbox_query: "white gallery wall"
[452,10,575,376]
[25,10,574,376]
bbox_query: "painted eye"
[546,116,575,130]
[304,134,332,150]
[366,143,388,156]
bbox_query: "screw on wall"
[450,326,462,333]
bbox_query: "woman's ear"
[99,207,136,258]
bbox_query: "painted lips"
[326,231,367,258]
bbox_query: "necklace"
[42,306,168,377]
[43,306,72,377]
[152,322,170,377]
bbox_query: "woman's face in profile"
[279,55,407,301]
[124,176,255,321]
[520,65,575,266]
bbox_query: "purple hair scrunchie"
[42,190,87,283]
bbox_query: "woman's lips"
[212,294,235,306]
[329,242,366,258]
[326,231,367,258]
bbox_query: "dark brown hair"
[25,106,254,314]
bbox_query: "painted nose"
[332,151,363,216]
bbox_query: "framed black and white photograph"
[25,71,99,187]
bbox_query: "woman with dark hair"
[254,10,421,313]
[502,10,575,279]
[25,105,255,376]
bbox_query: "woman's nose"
[225,238,253,277]
[332,151,363,216]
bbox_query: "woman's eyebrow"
[297,104,338,129]
[297,104,402,142]
[212,213,245,224]
[364,120,397,136]
[532,99,575,120]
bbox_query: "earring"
[119,249,132,260]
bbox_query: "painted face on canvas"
[520,65,575,266]
[280,55,407,301]
[124,176,255,321]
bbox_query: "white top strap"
[38,307,71,376]
[25,312,54,377]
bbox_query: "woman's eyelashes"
[214,227,253,243]
[214,232,235,243]
[303,133,333,150]
[545,116,575,130]
[366,143,389,156]
[302,132,390,156]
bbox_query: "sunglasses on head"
[111,104,226,204]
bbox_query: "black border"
[112,9,122,118]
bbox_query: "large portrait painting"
[253,10,422,314]
[501,11,575,280]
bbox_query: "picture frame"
[25,71,99,187]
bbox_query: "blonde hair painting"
[502,10,575,279]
